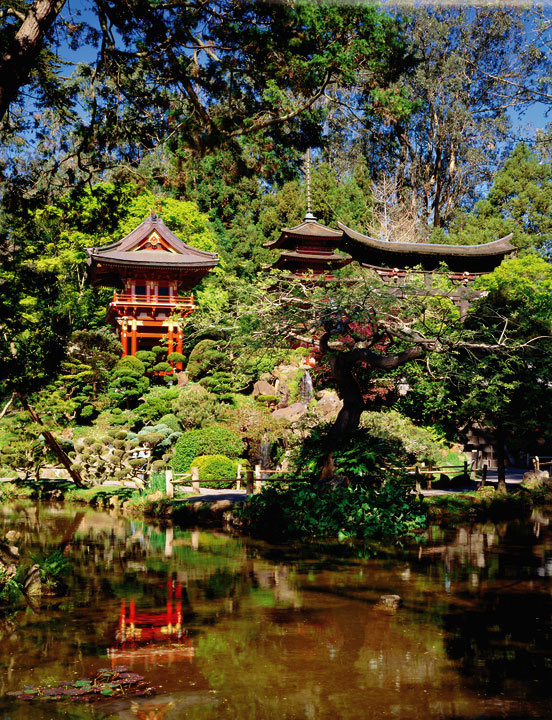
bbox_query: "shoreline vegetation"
[0,477,549,539]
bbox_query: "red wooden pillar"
[167,579,173,636]
[121,321,128,357]
[130,320,137,356]
[176,326,183,369]
[129,599,135,637]
[175,582,182,638]
[168,321,174,356]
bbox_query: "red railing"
[111,292,194,307]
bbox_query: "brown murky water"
[0,503,552,719]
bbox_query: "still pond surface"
[0,502,552,719]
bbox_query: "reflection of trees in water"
[415,521,552,700]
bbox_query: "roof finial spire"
[304,148,316,222]
[150,197,162,222]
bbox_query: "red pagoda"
[264,212,352,276]
[86,213,218,357]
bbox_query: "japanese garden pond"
[1,503,552,719]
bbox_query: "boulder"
[210,499,233,513]
[523,469,550,488]
[176,371,189,387]
[24,564,42,596]
[376,594,402,611]
[275,380,290,407]
[5,531,20,545]
[272,363,299,380]
[253,379,277,397]
[314,391,343,421]
[271,402,308,423]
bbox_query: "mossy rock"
[256,394,279,405]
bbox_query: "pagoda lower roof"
[86,212,218,287]
[87,250,217,268]
[338,223,515,273]
[264,218,343,249]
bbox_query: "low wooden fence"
[165,464,268,498]
[164,460,476,497]
[532,456,552,472]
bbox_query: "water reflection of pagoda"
[109,580,194,667]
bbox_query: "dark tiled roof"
[264,218,343,249]
[86,213,218,279]
[338,222,515,258]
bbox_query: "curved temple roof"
[264,217,343,250]
[337,222,516,273]
[86,213,219,286]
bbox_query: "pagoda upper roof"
[338,222,515,273]
[86,213,218,285]
[264,216,343,249]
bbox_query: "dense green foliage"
[239,481,427,541]
[1,3,552,537]
[172,426,244,474]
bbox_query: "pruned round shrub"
[172,425,243,473]
[186,339,225,379]
[167,352,186,364]
[135,350,156,370]
[174,384,220,430]
[115,355,146,376]
[191,454,239,489]
[256,394,279,404]
[154,362,172,373]
[79,405,96,421]
[158,413,182,433]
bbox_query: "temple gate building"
[86,213,218,357]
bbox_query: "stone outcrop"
[314,390,343,421]
[522,469,550,487]
[253,379,277,397]
[271,402,308,423]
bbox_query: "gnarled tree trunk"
[318,331,423,480]
[0,0,66,120]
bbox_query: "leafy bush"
[360,410,445,466]
[136,423,181,452]
[154,362,172,373]
[198,371,235,398]
[238,481,427,541]
[256,394,279,405]
[135,350,156,370]
[107,357,149,407]
[172,425,243,473]
[158,413,182,433]
[291,426,382,481]
[134,387,180,424]
[167,352,186,365]
[173,384,220,430]
[79,404,96,422]
[186,339,226,379]
[191,454,240,489]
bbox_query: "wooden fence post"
[415,466,421,496]
[255,464,262,493]
[534,456,540,472]
[246,470,254,495]
[192,466,200,494]
[165,469,174,499]
[479,464,487,489]
[427,463,433,490]
[236,463,242,490]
